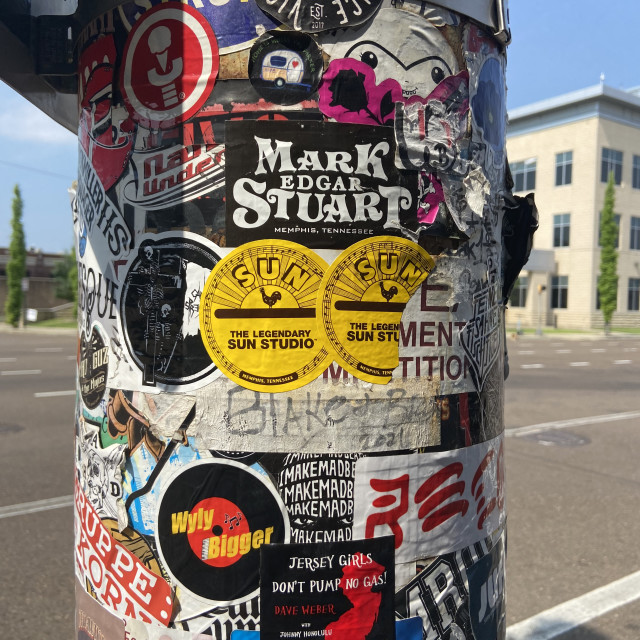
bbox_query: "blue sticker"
[395,617,423,640]
[231,632,260,640]
[118,0,279,53]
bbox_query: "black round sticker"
[156,460,289,604]
[248,31,323,106]
[120,235,221,389]
[79,325,109,409]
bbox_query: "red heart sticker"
[292,60,299,68]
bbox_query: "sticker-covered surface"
[73,2,513,638]
[199,240,330,392]
[260,537,395,640]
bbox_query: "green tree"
[4,185,26,327]
[53,247,76,301]
[598,172,618,334]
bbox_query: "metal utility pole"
[0,1,537,638]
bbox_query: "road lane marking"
[624,347,638,352]
[0,495,74,519]
[506,410,640,438]
[517,351,535,355]
[555,349,571,354]
[35,347,63,353]
[0,369,41,376]
[570,362,589,367]
[614,360,632,365]
[34,390,76,398]
[506,570,640,640]
[591,348,606,353]
[520,364,544,369]
[0,357,17,363]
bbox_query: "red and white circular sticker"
[120,2,219,129]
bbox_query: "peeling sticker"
[352,434,505,562]
[319,236,435,384]
[191,375,440,454]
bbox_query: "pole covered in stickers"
[70,1,532,639]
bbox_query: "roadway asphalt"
[1,328,639,639]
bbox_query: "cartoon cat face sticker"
[320,9,460,125]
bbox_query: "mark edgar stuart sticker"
[320,236,434,384]
[200,240,330,392]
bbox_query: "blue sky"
[1,0,639,253]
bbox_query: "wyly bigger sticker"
[200,240,330,392]
[320,236,434,384]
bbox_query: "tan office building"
[505,83,640,330]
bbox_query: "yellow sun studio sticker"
[319,236,435,384]
[200,240,330,392]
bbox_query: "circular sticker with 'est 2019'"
[199,240,330,392]
[319,236,435,384]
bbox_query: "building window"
[509,277,528,307]
[599,213,621,249]
[631,217,640,250]
[601,148,623,184]
[629,279,640,311]
[555,151,573,186]
[551,276,568,309]
[596,278,601,310]
[633,155,640,189]
[553,213,571,247]
[510,159,536,192]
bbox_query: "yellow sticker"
[319,236,435,384]
[200,240,330,392]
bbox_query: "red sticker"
[186,497,250,568]
[121,2,219,129]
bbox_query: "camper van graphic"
[261,50,310,88]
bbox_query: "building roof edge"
[508,84,640,122]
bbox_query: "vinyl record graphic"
[156,459,289,605]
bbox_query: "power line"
[0,159,75,181]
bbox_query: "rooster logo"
[379,281,398,302]
[260,287,282,309]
